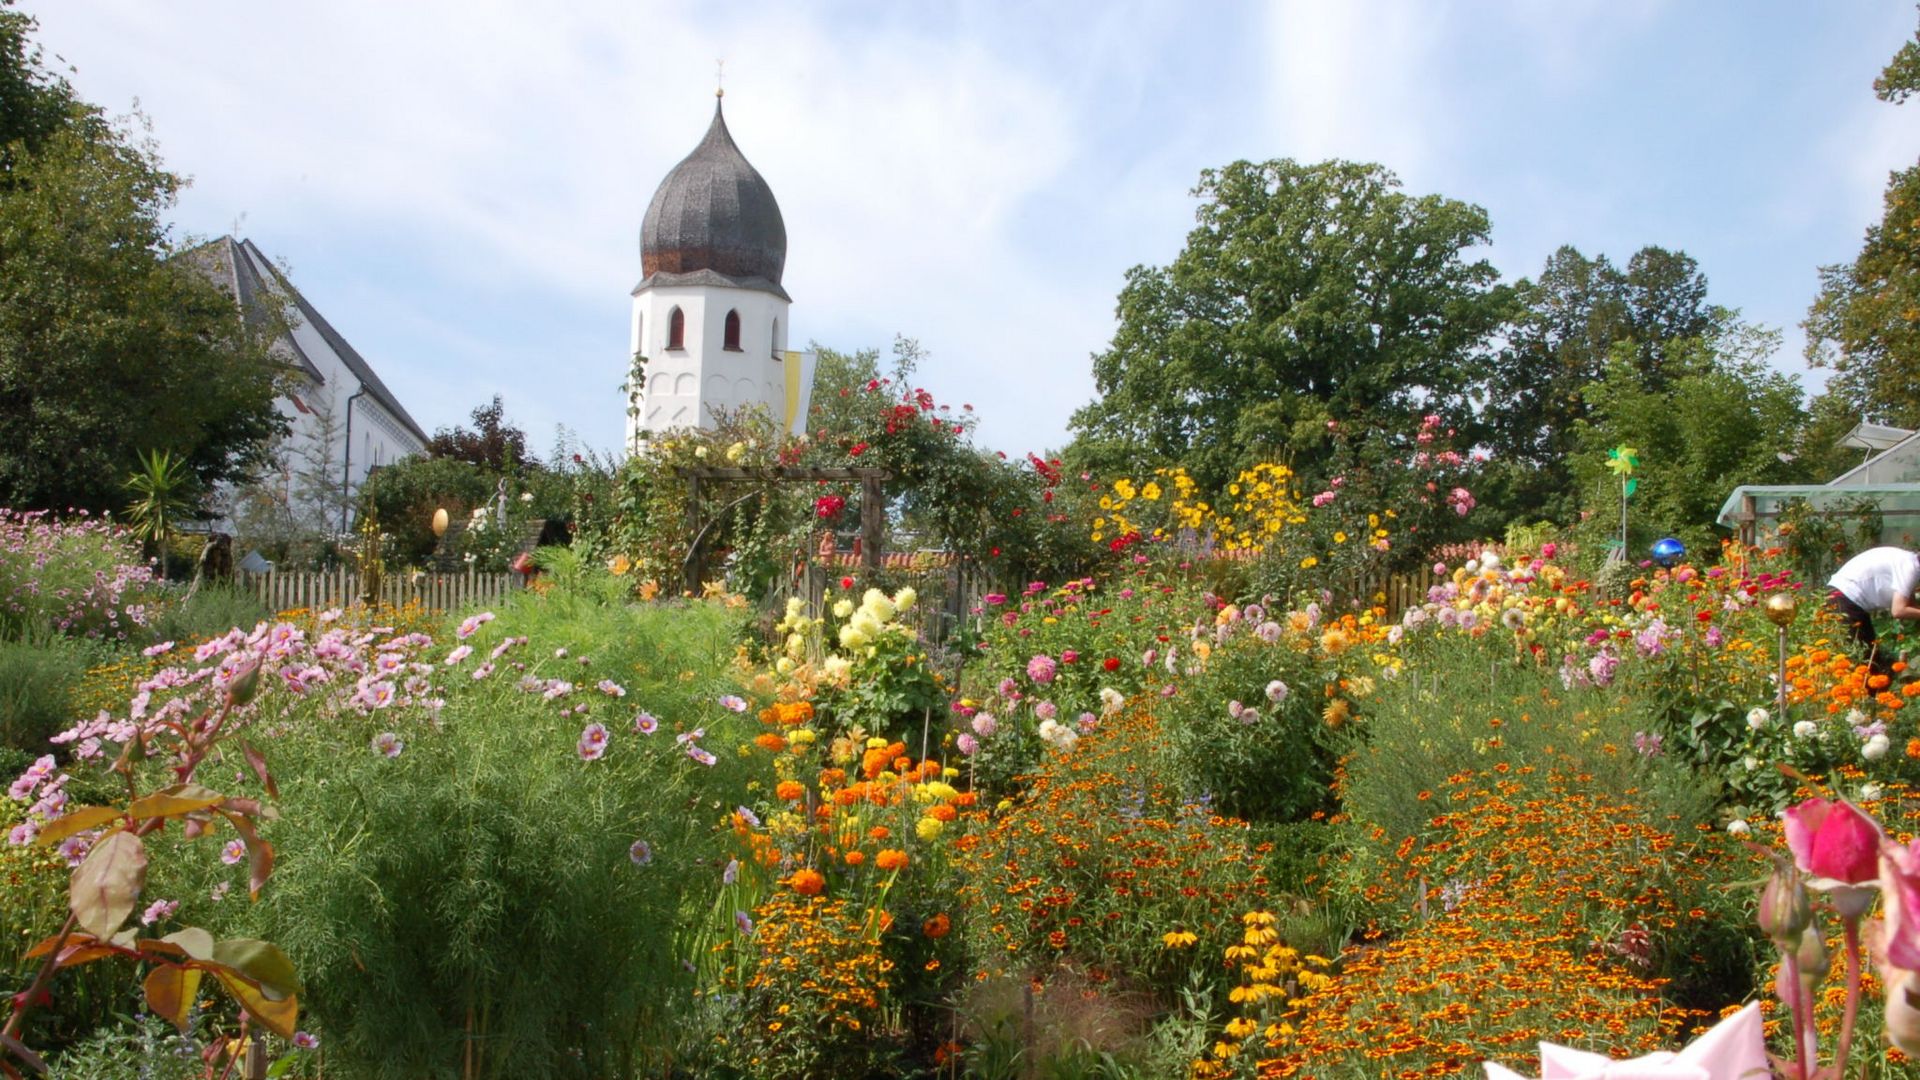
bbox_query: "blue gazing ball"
[1651,537,1685,568]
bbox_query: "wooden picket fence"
[239,568,520,614]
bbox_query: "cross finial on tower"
[715,59,725,99]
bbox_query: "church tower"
[627,94,797,447]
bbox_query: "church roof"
[183,237,430,446]
[639,98,789,300]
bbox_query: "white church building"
[628,94,813,446]
[190,236,429,529]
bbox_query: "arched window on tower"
[723,309,742,352]
[667,307,685,351]
[771,317,780,358]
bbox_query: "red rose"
[840,576,854,590]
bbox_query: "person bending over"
[1827,546,1920,675]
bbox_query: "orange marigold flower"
[929,803,958,822]
[844,850,866,866]
[875,849,909,872]
[776,780,806,802]
[787,868,825,896]
[868,826,891,841]
[923,913,952,938]
[1907,738,1920,761]
[754,733,788,752]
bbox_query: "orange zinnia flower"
[787,868,825,896]
[923,913,951,938]
[776,780,805,802]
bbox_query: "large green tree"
[1572,322,1810,552]
[1068,159,1510,491]
[1805,6,1920,426]
[1479,245,1722,525]
[0,2,286,513]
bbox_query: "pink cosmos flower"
[472,662,494,680]
[634,711,659,734]
[142,641,175,657]
[141,898,178,926]
[578,722,610,761]
[719,695,748,713]
[445,645,473,665]
[371,732,404,758]
[629,839,654,866]
[598,680,627,697]
[686,745,717,766]
[221,839,247,865]
[292,1032,320,1050]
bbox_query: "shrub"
[142,582,269,647]
[0,634,103,754]
[0,509,159,641]
[74,584,755,1078]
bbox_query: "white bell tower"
[627,93,799,448]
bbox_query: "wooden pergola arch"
[676,466,890,594]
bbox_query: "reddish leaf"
[0,1032,45,1075]
[22,930,94,959]
[217,810,274,899]
[142,963,201,1033]
[68,831,147,938]
[127,784,225,820]
[32,806,121,847]
[240,741,278,799]
[210,969,298,1039]
[210,938,299,999]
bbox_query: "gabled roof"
[1836,421,1915,452]
[181,236,324,384]
[1831,427,1920,487]
[183,236,430,446]
[235,239,430,446]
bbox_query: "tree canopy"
[426,395,536,472]
[1478,245,1723,525]
[1068,159,1509,492]
[0,2,286,513]
[1805,6,1920,427]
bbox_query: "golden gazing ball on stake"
[1764,593,1799,628]
[431,507,449,538]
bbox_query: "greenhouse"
[1716,482,1920,547]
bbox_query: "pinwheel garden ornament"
[1606,446,1639,557]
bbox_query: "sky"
[23,1,1920,459]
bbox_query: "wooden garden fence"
[239,568,520,614]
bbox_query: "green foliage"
[0,633,100,754]
[1069,158,1509,492]
[151,596,756,1078]
[1157,635,1334,822]
[1572,327,1810,551]
[1480,245,1722,527]
[0,12,288,512]
[142,583,270,649]
[44,1009,207,1080]
[1807,10,1920,427]
[123,449,197,578]
[357,455,494,566]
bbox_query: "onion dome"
[639,97,788,299]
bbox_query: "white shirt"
[1829,547,1920,611]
